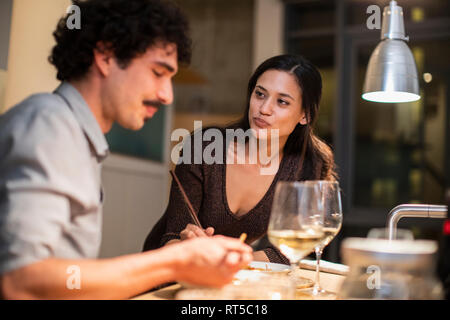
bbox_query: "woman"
[143,54,337,264]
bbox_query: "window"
[285,0,450,260]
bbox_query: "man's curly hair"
[49,0,192,81]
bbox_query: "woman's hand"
[180,223,214,240]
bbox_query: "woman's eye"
[255,90,265,98]
[278,99,289,106]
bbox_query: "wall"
[0,0,12,70]
[3,0,71,111]
[0,0,12,112]
[171,0,284,143]
[99,154,171,257]
[173,0,254,115]
[173,0,283,116]
[252,0,283,70]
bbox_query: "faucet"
[387,204,448,240]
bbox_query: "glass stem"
[290,261,298,283]
[290,262,298,275]
[313,247,323,294]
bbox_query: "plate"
[179,261,290,289]
[177,262,295,299]
[176,288,229,300]
[234,261,290,283]
[244,261,291,272]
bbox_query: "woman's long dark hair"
[232,54,337,181]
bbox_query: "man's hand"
[171,235,253,287]
[180,223,215,240]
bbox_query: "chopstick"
[170,170,203,228]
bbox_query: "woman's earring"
[300,116,307,125]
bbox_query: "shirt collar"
[54,82,109,161]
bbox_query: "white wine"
[268,229,324,263]
[318,227,340,248]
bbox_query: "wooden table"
[133,268,346,300]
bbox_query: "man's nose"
[157,80,174,105]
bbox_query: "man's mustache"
[143,100,164,109]
[143,100,164,123]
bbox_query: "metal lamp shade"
[362,0,420,103]
[362,39,420,103]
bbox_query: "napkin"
[299,259,349,275]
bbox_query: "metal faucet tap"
[387,204,448,240]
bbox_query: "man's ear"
[93,42,114,77]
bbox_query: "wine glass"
[268,181,325,290]
[301,180,343,299]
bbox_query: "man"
[0,0,252,299]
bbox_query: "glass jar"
[338,238,443,300]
